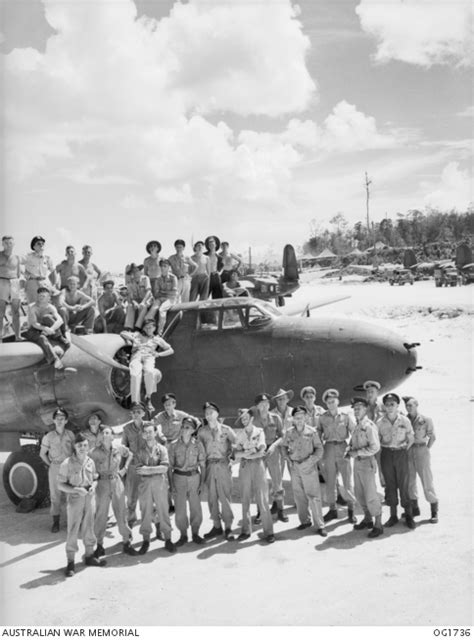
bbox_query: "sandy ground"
[0,280,472,626]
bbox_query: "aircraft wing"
[281,294,351,316]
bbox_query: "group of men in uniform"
[39,380,438,577]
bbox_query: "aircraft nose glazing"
[404,342,421,375]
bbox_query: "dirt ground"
[0,279,472,626]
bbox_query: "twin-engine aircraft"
[1,289,419,507]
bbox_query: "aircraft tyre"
[3,445,49,506]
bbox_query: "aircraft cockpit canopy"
[196,298,280,331]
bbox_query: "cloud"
[356,0,473,67]
[422,162,473,210]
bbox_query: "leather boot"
[277,508,289,523]
[430,502,439,524]
[254,509,261,525]
[347,508,357,524]
[51,516,60,533]
[384,506,399,527]
[404,505,416,529]
[270,501,278,515]
[411,499,420,517]
[323,508,338,523]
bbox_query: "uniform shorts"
[0,278,21,303]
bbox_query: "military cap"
[205,235,221,251]
[322,388,339,403]
[300,386,316,399]
[37,286,51,295]
[272,388,294,402]
[125,263,144,275]
[238,407,254,417]
[363,380,381,390]
[146,240,161,254]
[402,395,416,405]
[142,318,156,327]
[383,393,401,405]
[254,393,271,404]
[30,235,46,250]
[53,407,68,419]
[174,239,186,248]
[203,401,220,413]
[102,279,115,287]
[130,401,145,411]
[74,432,88,445]
[182,416,199,430]
[351,397,368,407]
[292,405,308,416]
[193,240,204,250]
[161,393,176,404]
[159,258,170,266]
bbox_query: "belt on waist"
[412,442,427,447]
[0,277,14,280]
[207,458,227,463]
[27,277,47,281]
[173,469,199,476]
[99,473,118,480]
[382,446,407,451]
[325,440,346,445]
[293,455,312,464]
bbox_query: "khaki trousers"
[125,464,140,521]
[65,493,96,561]
[95,477,132,544]
[354,456,381,517]
[264,448,284,508]
[138,474,172,541]
[291,460,324,528]
[206,461,233,529]
[49,462,65,516]
[408,446,438,503]
[173,472,203,535]
[239,459,273,536]
[323,442,355,508]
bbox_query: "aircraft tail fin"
[282,244,298,281]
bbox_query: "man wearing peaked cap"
[347,397,383,537]
[272,389,295,477]
[153,392,191,514]
[252,392,287,522]
[40,406,75,533]
[23,235,56,304]
[300,386,324,427]
[363,380,385,423]
[404,396,439,524]
[377,391,415,530]
[168,417,207,546]
[198,401,237,540]
[318,388,357,524]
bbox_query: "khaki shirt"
[136,442,169,468]
[281,425,323,463]
[122,332,170,360]
[377,414,414,449]
[409,413,435,444]
[234,425,266,459]
[153,410,189,443]
[57,454,97,489]
[252,411,283,447]
[41,429,75,464]
[152,273,178,301]
[169,437,205,472]
[121,420,150,457]
[349,417,380,458]
[23,252,54,279]
[81,428,102,450]
[318,410,355,444]
[198,423,237,460]
[168,254,195,279]
[367,401,385,423]
[274,406,293,433]
[304,404,324,429]
[90,442,130,478]
[127,275,151,303]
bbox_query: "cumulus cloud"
[356,0,473,67]
[3,0,316,204]
[422,162,473,210]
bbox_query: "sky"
[1,0,473,269]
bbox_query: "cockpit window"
[221,308,245,329]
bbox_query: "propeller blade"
[70,334,129,371]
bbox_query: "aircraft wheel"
[3,445,49,506]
